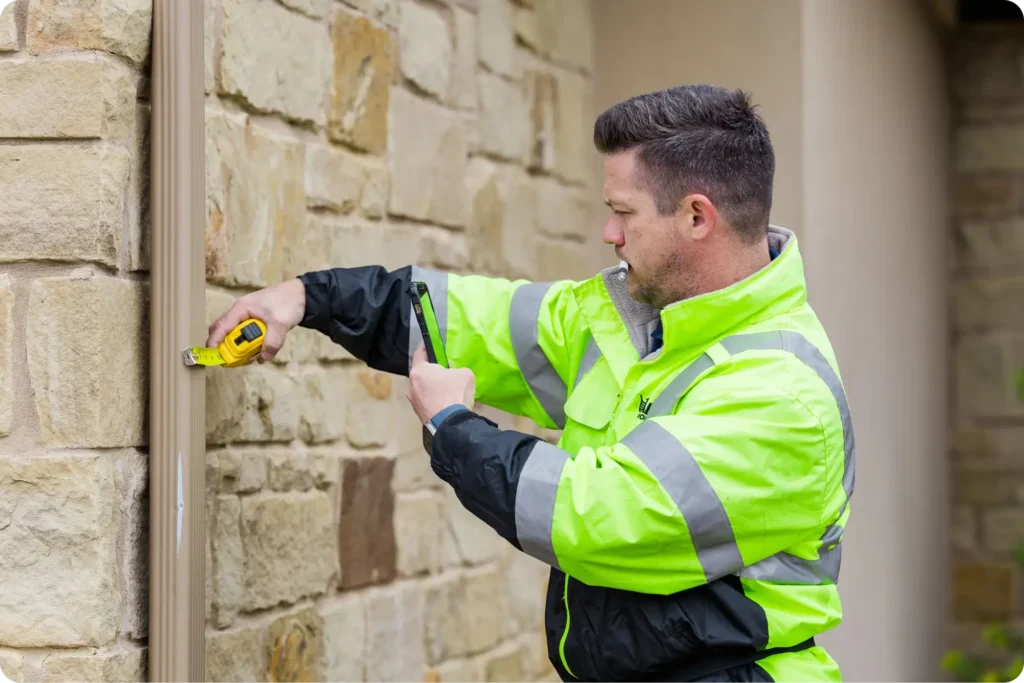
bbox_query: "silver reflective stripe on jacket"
[515,441,568,569]
[510,282,568,429]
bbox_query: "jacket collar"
[573,225,807,385]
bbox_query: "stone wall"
[1,0,601,681]
[949,25,1024,664]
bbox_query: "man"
[208,84,853,682]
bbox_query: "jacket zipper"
[559,573,577,678]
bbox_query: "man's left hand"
[406,343,476,424]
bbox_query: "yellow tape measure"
[182,318,266,368]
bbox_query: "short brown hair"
[593,84,775,243]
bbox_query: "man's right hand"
[206,277,307,363]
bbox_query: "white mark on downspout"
[176,453,184,557]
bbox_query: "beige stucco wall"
[0,0,601,680]
[594,0,950,680]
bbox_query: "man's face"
[601,150,692,307]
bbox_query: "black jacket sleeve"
[298,265,413,376]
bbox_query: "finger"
[206,300,251,347]
[259,323,286,363]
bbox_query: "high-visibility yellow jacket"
[299,225,854,682]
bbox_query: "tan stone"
[0,277,11,436]
[305,145,367,213]
[314,216,425,272]
[0,455,119,647]
[117,452,149,641]
[395,491,445,576]
[953,560,1015,621]
[427,657,484,682]
[0,650,23,683]
[297,368,348,444]
[265,449,314,492]
[553,69,595,185]
[127,103,151,272]
[478,641,526,682]
[340,0,401,29]
[339,456,398,588]
[424,567,502,663]
[537,236,594,282]
[465,159,536,278]
[957,125,1024,172]
[27,0,152,63]
[27,277,146,447]
[362,160,390,218]
[205,110,311,288]
[400,1,452,100]
[205,364,299,445]
[479,0,518,77]
[346,367,396,448]
[955,219,1024,273]
[268,607,324,682]
[41,647,147,683]
[279,0,330,19]
[0,3,16,52]
[206,624,269,682]
[389,88,470,227]
[241,491,337,610]
[330,6,393,153]
[525,70,556,172]
[515,6,538,49]
[954,337,1012,419]
[445,486,502,566]
[500,550,547,637]
[0,56,135,139]
[478,72,530,162]
[421,227,471,273]
[0,145,128,267]
[981,506,1024,554]
[365,582,426,681]
[955,172,1017,219]
[394,376,438,491]
[218,450,267,493]
[220,0,328,125]
[533,0,591,71]
[954,469,1024,505]
[449,7,478,110]
[536,177,592,240]
[204,0,219,93]
[322,593,367,682]
[213,495,243,627]
[953,276,1024,333]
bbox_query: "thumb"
[411,342,427,368]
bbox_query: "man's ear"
[678,193,717,240]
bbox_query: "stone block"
[515,6,538,50]
[552,69,594,185]
[982,506,1024,554]
[500,549,547,637]
[27,0,152,64]
[525,70,557,173]
[952,38,1024,100]
[117,452,149,641]
[0,277,12,436]
[954,337,1012,419]
[0,2,16,52]
[205,364,299,445]
[533,0,591,71]
[313,216,424,272]
[536,236,594,282]
[339,0,401,29]
[0,56,135,139]
[536,177,592,240]
[298,367,348,444]
[214,495,243,627]
[420,227,471,273]
[205,110,311,287]
[395,491,445,576]
[957,125,1024,172]
[423,567,502,663]
[268,607,324,682]
[205,0,219,93]
[479,0,518,78]
[389,88,470,227]
[953,277,1024,332]
[445,486,501,566]
[478,641,525,682]
[952,560,1015,621]
[400,1,452,100]
[279,0,330,19]
[306,144,371,213]
[0,455,119,647]
[365,582,425,682]
[241,491,337,610]
[955,172,1017,219]
[465,159,536,279]
[0,145,129,267]
[449,7,477,110]
[347,367,395,448]
[218,450,267,493]
[427,657,483,682]
[478,72,530,162]
[220,0,328,125]
[41,647,147,683]
[339,456,397,588]
[206,624,269,682]
[330,6,393,153]
[0,650,22,683]
[951,505,977,554]
[27,276,146,447]
[322,593,367,682]
[954,219,1024,273]
[954,469,1024,505]
[265,449,315,492]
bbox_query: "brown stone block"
[952,560,1016,621]
[329,6,393,154]
[267,607,324,683]
[339,456,397,588]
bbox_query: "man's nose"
[602,217,624,246]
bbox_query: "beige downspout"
[149,0,206,680]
